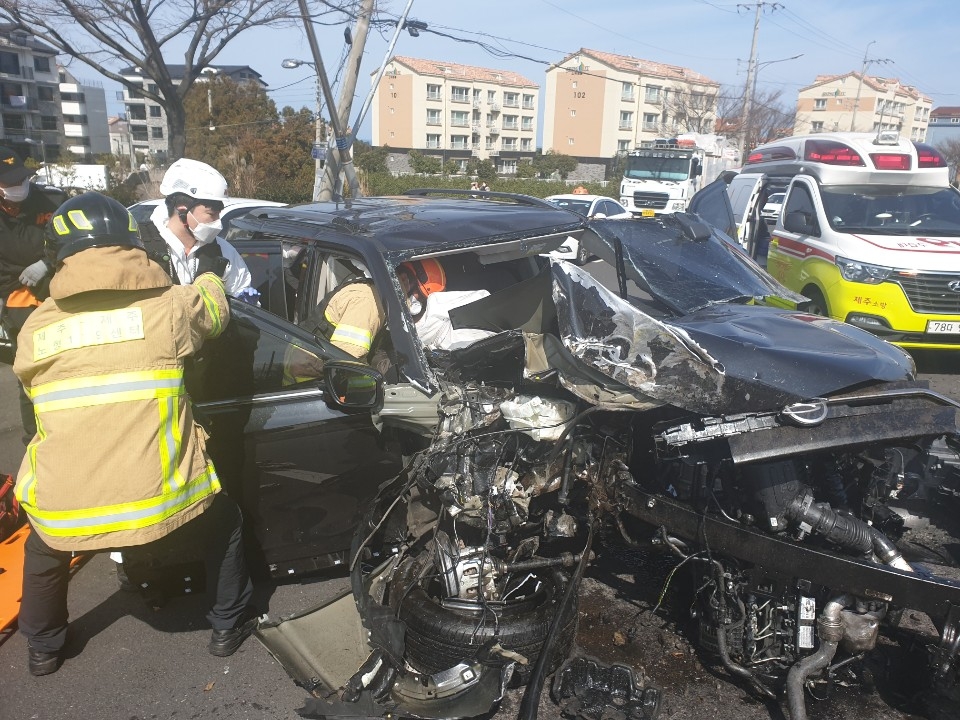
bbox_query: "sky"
[98,0,960,146]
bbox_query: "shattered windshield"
[821,184,960,236]
[587,216,806,315]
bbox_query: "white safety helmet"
[159,158,229,202]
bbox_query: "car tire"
[394,550,578,685]
[803,286,829,317]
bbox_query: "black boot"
[28,645,61,676]
[208,607,260,657]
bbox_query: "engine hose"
[786,594,851,720]
[784,493,914,572]
[709,559,777,700]
[869,527,913,572]
[785,493,872,554]
[496,551,592,573]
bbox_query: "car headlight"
[835,256,893,284]
[671,200,686,211]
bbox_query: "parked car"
[127,197,286,235]
[127,185,960,720]
[761,191,785,223]
[543,194,632,264]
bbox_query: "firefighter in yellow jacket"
[14,192,256,676]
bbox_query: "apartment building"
[926,107,960,147]
[118,64,265,158]
[58,65,109,158]
[0,24,61,162]
[371,56,539,174]
[543,48,720,160]
[795,73,932,141]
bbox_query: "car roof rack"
[403,188,557,210]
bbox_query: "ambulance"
[736,131,960,350]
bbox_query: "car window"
[548,198,592,216]
[187,302,333,403]
[783,184,819,235]
[129,202,158,225]
[238,240,307,323]
[601,201,622,216]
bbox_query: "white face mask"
[188,211,222,244]
[1,178,31,203]
[407,294,423,316]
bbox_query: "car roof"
[131,197,286,210]
[233,193,584,255]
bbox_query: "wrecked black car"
[193,184,960,720]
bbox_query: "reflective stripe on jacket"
[13,247,230,551]
[320,281,383,360]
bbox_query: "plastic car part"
[550,656,662,720]
[297,659,515,720]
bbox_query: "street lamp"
[743,54,803,154]
[200,67,219,131]
[23,137,51,184]
[281,58,325,200]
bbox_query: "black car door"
[190,299,403,578]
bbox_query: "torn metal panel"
[550,262,730,414]
[256,587,372,695]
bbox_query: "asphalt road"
[2,350,960,720]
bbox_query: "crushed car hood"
[670,304,916,409]
[444,261,914,417]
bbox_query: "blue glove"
[19,259,49,286]
[236,287,261,307]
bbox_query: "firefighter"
[15,192,256,676]
[139,158,251,295]
[0,146,67,442]
[397,258,446,321]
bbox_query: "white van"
[732,131,960,351]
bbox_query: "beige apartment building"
[543,48,720,160]
[371,56,539,174]
[795,73,932,141]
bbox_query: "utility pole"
[318,0,374,200]
[736,2,781,163]
[296,0,362,201]
[849,41,892,132]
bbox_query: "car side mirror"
[591,212,606,219]
[323,360,384,411]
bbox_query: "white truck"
[620,133,739,217]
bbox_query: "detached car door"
[188,299,403,578]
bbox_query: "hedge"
[358,172,619,201]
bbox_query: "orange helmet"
[400,259,446,296]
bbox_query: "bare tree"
[935,138,960,186]
[0,1,330,160]
[715,84,796,152]
[663,85,719,134]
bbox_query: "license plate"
[641,209,655,217]
[927,320,960,334]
